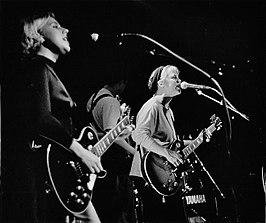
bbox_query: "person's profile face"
[41,17,70,54]
[160,67,182,97]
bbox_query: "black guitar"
[141,115,222,197]
[39,112,132,215]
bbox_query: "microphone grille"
[180,81,188,89]
[91,33,99,41]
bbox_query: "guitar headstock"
[120,103,135,128]
[210,114,222,131]
[120,103,131,118]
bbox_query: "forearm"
[132,131,168,157]
[69,139,85,156]
[148,141,169,157]
[114,139,135,155]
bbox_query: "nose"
[62,27,69,34]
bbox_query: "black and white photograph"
[1,0,265,222]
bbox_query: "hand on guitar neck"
[166,128,213,168]
[115,124,135,141]
[183,127,213,147]
[201,127,213,143]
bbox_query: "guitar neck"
[182,123,217,158]
[91,116,130,157]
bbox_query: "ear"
[40,35,45,44]
[37,29,45,43]
[157,79,164,88]
[34,33,45,44]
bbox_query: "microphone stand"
[192,151,224,219]
[193,151,225,198]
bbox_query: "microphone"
[90,33,100,41]
[180,81,211,90]
[90,33,121,42]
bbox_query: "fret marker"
[111,132,114,139]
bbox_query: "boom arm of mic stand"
[121,33,213,78]
[196,89,250,121]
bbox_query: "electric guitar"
[37,111,133,215]
[141,114,222,197]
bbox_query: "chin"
[61,46,71,54]
[65,45,71,52]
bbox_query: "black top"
[22,55,75,148]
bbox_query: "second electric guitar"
[141,115,222,197]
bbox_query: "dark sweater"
[23,55,75,148]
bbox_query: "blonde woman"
[130,65,212,222]
[20,11,102,222]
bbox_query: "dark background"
[1,0,266,222]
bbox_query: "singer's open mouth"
[176,87,181,93]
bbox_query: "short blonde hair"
[148,65,179,94]
[160,65,180,80]
[148,66,164,94]
[21,12,55,54]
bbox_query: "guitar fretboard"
[91,116,130,157]
[182,123,217,158]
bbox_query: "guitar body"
[142,150,189,197]
[42,113,132,214]
[45,126,99,214]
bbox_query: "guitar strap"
[87,90,113,134]
[136,144,144,160]
[166,107,184,145]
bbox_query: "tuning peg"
[210,114,216,122]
